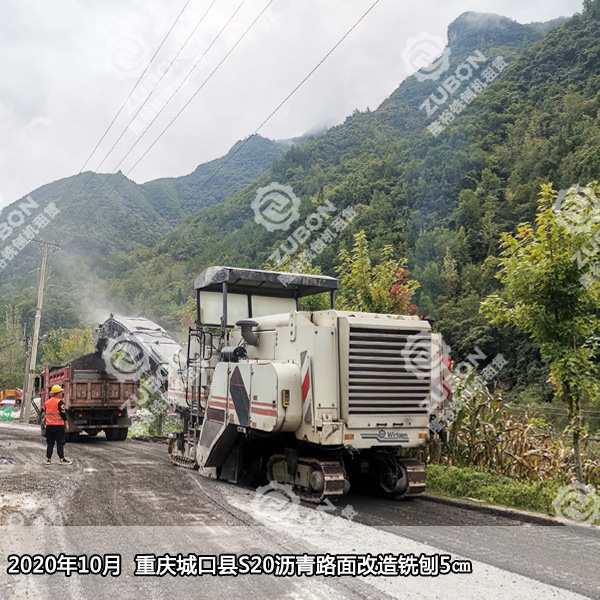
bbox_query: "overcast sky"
[0,0,583,210]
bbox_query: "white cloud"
[0,0,583,209]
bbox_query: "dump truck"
[167,266,450,502]
[39,352,138,442]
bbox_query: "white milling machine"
[168,266,449,502]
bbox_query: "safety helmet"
[51,385,63,394]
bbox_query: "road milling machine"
[168,266,450,502]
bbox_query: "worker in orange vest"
[45,385,72,465]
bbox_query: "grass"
[425,464,599,525]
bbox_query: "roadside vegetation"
[128,409,180,439]
[420,361,599,520]
[481,183,600,483]
[424,465,562,516]
[128,392,180,439]
[427,370,599,486]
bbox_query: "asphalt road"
[0,422,598,599]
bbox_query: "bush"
[129,407,180,438]
[426,464,562,514]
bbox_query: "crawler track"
[267,454,346,503]
[168,437,197,469]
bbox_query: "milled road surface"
[1,422,598,599]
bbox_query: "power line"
[56,0,220,224]
[121,0,268,177]
[0,338,26,353]
[141,0,382,212]
[509,406,600,421]
[96,0,248,189]
[84,0,194,171]
[66,0,381,231]
[95,0,220,173]
[513,406,600,415]
[50,0,194,225]
[59,0,264,230]
[60,0,254,231]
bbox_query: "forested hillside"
[0,134,286,292]
[95,4,600,403]
[4,3,600,406]
[140,135,289,228]
[98,12,551,311]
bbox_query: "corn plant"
[423,368,600,488]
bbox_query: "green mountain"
[100,13,566,290]
[5,3,600,403]
[140,135,290,228]
[100,4,600,398]
[0,134,287,291]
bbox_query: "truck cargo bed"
[44,355,138,411]
[71,371,137,409]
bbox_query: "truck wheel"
[66,432,80,443]
[118,428,128,441]
[40,413,46,438]
[105,429,118,441]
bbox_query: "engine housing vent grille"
[347,327,431,416]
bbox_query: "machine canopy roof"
[194,266,339,298]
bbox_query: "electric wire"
[65,0,381,230]
[51,0,194,221]
[54,0,220,228]
[98,0,220,175]
[0,338,26,352]
[61,0,254,230]
[140,0,382,214]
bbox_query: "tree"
[336,231,419,314]
[481,183,600,482]
[178,297,197,329]
[0,306,26,388]
[41,327,95,366]
[441,248,461,299]
[265,255,330,312]
[60,327,95,364]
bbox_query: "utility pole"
[20,335,32,418]
[20,240,59,423]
